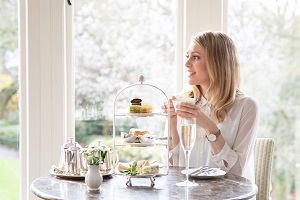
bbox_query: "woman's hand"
[174,101,225,156]
[161,96,180,150]
[161,96,177,119]
[175,102,219,134]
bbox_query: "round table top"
[31,166,257,200]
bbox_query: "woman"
[162,31,259,182]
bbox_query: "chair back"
[254,138,275,200]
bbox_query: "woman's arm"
[176,97,259,173]
[175,101,225,154]
[220,98,259,173]
[162,96,180,150]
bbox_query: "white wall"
[179,0,227,89]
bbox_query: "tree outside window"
[0,0,20,199]
[74,0,176,150]
[229,0,300,199]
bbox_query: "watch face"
[207,134,217,142]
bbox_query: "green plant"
[83,145,108,165]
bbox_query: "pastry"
[129,98,142,113]
[129,105,141,113]
[131,98,142,105]
[129,98,153,113]
[129,128,149,136]
[141,105,153,113]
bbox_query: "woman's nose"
[185,59,191,68]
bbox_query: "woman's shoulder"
[235,92,259,111]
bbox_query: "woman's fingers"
[177,102,196,111]
[161,96,175,116]
[161,96,177,117]
[176,102,198,118]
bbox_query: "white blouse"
[168,93,259,183]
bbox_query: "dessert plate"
[115,109,166,117]
[181,167,226,179]
[125,143,152,147]
[124,141,163,147]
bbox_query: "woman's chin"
[187,80,197,86]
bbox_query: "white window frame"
[19,0,226,199]
[19,0,74,199]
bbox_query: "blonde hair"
[183,31,240,122]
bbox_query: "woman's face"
[185,41,210,89]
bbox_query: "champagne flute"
[110,150,119,174]
[176,117,198,186]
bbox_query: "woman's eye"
[193,56,200,60]
[185,54,189,59]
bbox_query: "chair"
[254,138,275,200]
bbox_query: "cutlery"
[189,166,210,176]
[191,167,221,176]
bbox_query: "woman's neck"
[200,86,209,100]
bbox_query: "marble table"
[31,167,257,200]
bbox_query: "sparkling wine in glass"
[176,117,198,187]
[110,150,119,174]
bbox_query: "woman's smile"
[187,70,196,77]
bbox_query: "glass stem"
[185,150,189,182]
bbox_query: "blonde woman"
[162,31,259,183]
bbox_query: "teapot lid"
[68,142,82,151]
[96,140,102,146]
[96,140,109,151]
[62,137,75,148]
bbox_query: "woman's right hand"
[161,96,177,118]
[162,96,180,150]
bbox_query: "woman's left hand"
[175,102,218,133]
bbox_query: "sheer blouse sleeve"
[211,97,259,175]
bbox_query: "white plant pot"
[85,165,103,191]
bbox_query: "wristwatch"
[206,130,221,142]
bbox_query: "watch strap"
[213,130,221,137]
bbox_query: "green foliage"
[119,164,137,176]
[0,120,19,149]
[74,0,176,117]
[0,159,19,200]
[83,145,108,165]
[75,119,112,145]
[0,80,18,120]
[229,1,300,199]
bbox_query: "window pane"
[0,0,19,199]
[228,1,300,199]
[74,0,176,150]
